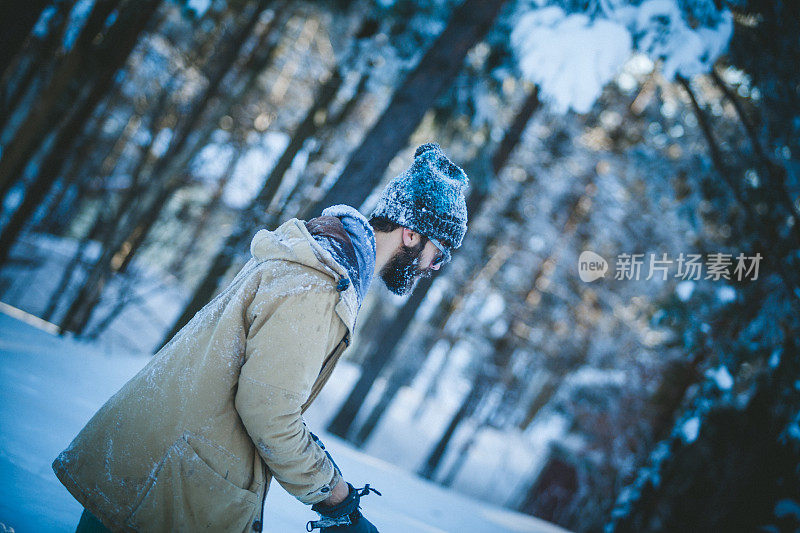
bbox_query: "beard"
[379,240,432,296]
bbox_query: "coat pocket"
[127,433,260,533]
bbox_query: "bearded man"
[53,143,469,533]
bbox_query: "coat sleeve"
[235,282,343,505]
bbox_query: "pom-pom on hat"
[371,143,469,250]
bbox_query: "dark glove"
[307,483,381,533]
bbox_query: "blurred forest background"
[1,0,799,531]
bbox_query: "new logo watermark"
[578,251,609,282]
[578,251,762,282]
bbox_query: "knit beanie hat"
[371,143,469,250]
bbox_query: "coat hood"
[249,218,359,334]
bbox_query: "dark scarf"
[306,216,365,306]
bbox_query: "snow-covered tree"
[508,0,733,113]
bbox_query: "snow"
[785,420,800,443]
[676,280,694,301]
[769,348,782,369]
[477,292,505,324]
[568,367,626,387]
[679,416,700,443]
[705,365,733,391]
[774,499,800,521]
[185,0,211,17]
[223,136,290,209]
[0,234,185,355]
[715,285,736,304]
[528,235,546,253]
[510,7,632,114]
[0,313,148,531]
[447,419,566,507]
[619,0,733,80]
[509,0,733,114]
[32,7,59,38]
[0,311,569,533]
[62,0,95,52]
[150,127,173,158]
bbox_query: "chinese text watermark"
[578,251,762,283]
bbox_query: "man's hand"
[308,483,381,532]
[306,431,378,531]
[320,478,350,507]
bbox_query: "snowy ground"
[0,310,569,533]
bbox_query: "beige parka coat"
[53,218,359,532]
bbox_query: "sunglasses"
[427,236,451,267]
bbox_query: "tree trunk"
[159,4,292,277]
[33,53,138,236]
[43,233,93,323]
[519,377,558,430]
[677,75,800,312]
[278,71,370,224]
[150,0,289,186]
[441,421,483,486]
[352,371,403,447]
[0,0,160,266]
[46,2,211,328]
[158,219,252,348]
[249,68,344,218]
[105,0,271,270]
[168,147,241,275]
[419,379,485,480]
[41,88,169,322]
[0,0,48,77]
[519,455,578,522]
[415,169,595,478]
[160,5,375,349]
[491,85,539,175]
[53,107,167,328]
[143,0,269,180]
[307,0,509,213]
[36,107,141,236]
[157,64,340,348]
[328,71,368,127]
[0,0,71,133]
[83,274,139,340]
[58,181,163,334]
[59,1,271,334]
[709,68,800,238]
[0,0,120,199]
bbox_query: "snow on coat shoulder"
[250,218,358,333]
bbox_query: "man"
[53,143,469,532]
